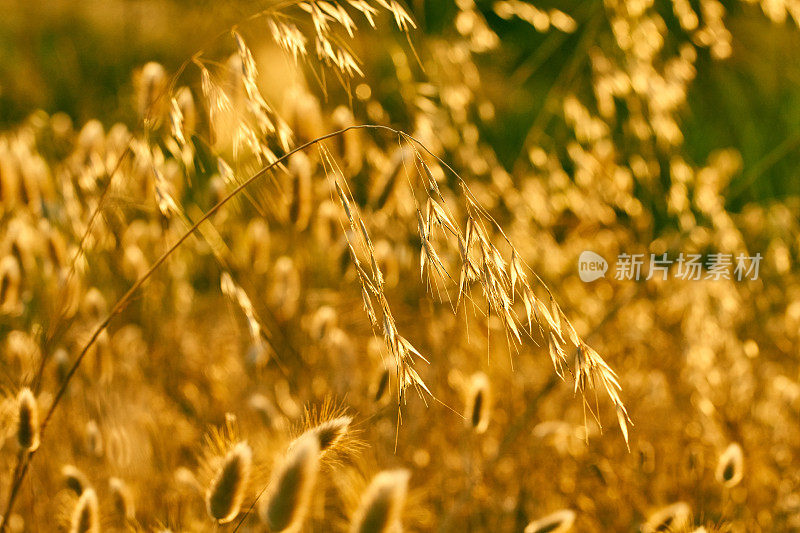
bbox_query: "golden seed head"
[16,388,39,452]
[70,488,99,533]
[174,86,197,139]
[349,469,410,533]
[261,432,320,532]
[524,509,576,533]
[642,502,691,533]
[308,415,352,453]
[715,442,744,488]
[109,477,136,521]
[137,61,168,124]
[62,464,90,495]
[205,441,252,524]
[85,420,103,458]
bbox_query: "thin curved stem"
[40,126,410,430]
[33,142,134,393]
[0,123,413,529]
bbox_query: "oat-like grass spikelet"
[69,488,99,533]
[260,432,320,532]
[524,509,576,533]
[136,62,168,126]
[269,19,307,62]
[642,502,692,533]
[171,86,196,146]
[349,469,410,533]
[715,443,743,488]
[205,441,252,524]
[220,271,267,347]
[575,342,631,448]
[288,152,313,231]
[16,388,39,452]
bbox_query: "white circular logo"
[578,251,608,282]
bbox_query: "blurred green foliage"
[1,0,799,207]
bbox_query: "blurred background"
[1,0,800,531]
[3,0,800,207]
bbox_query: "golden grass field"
[1,0,800,531]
